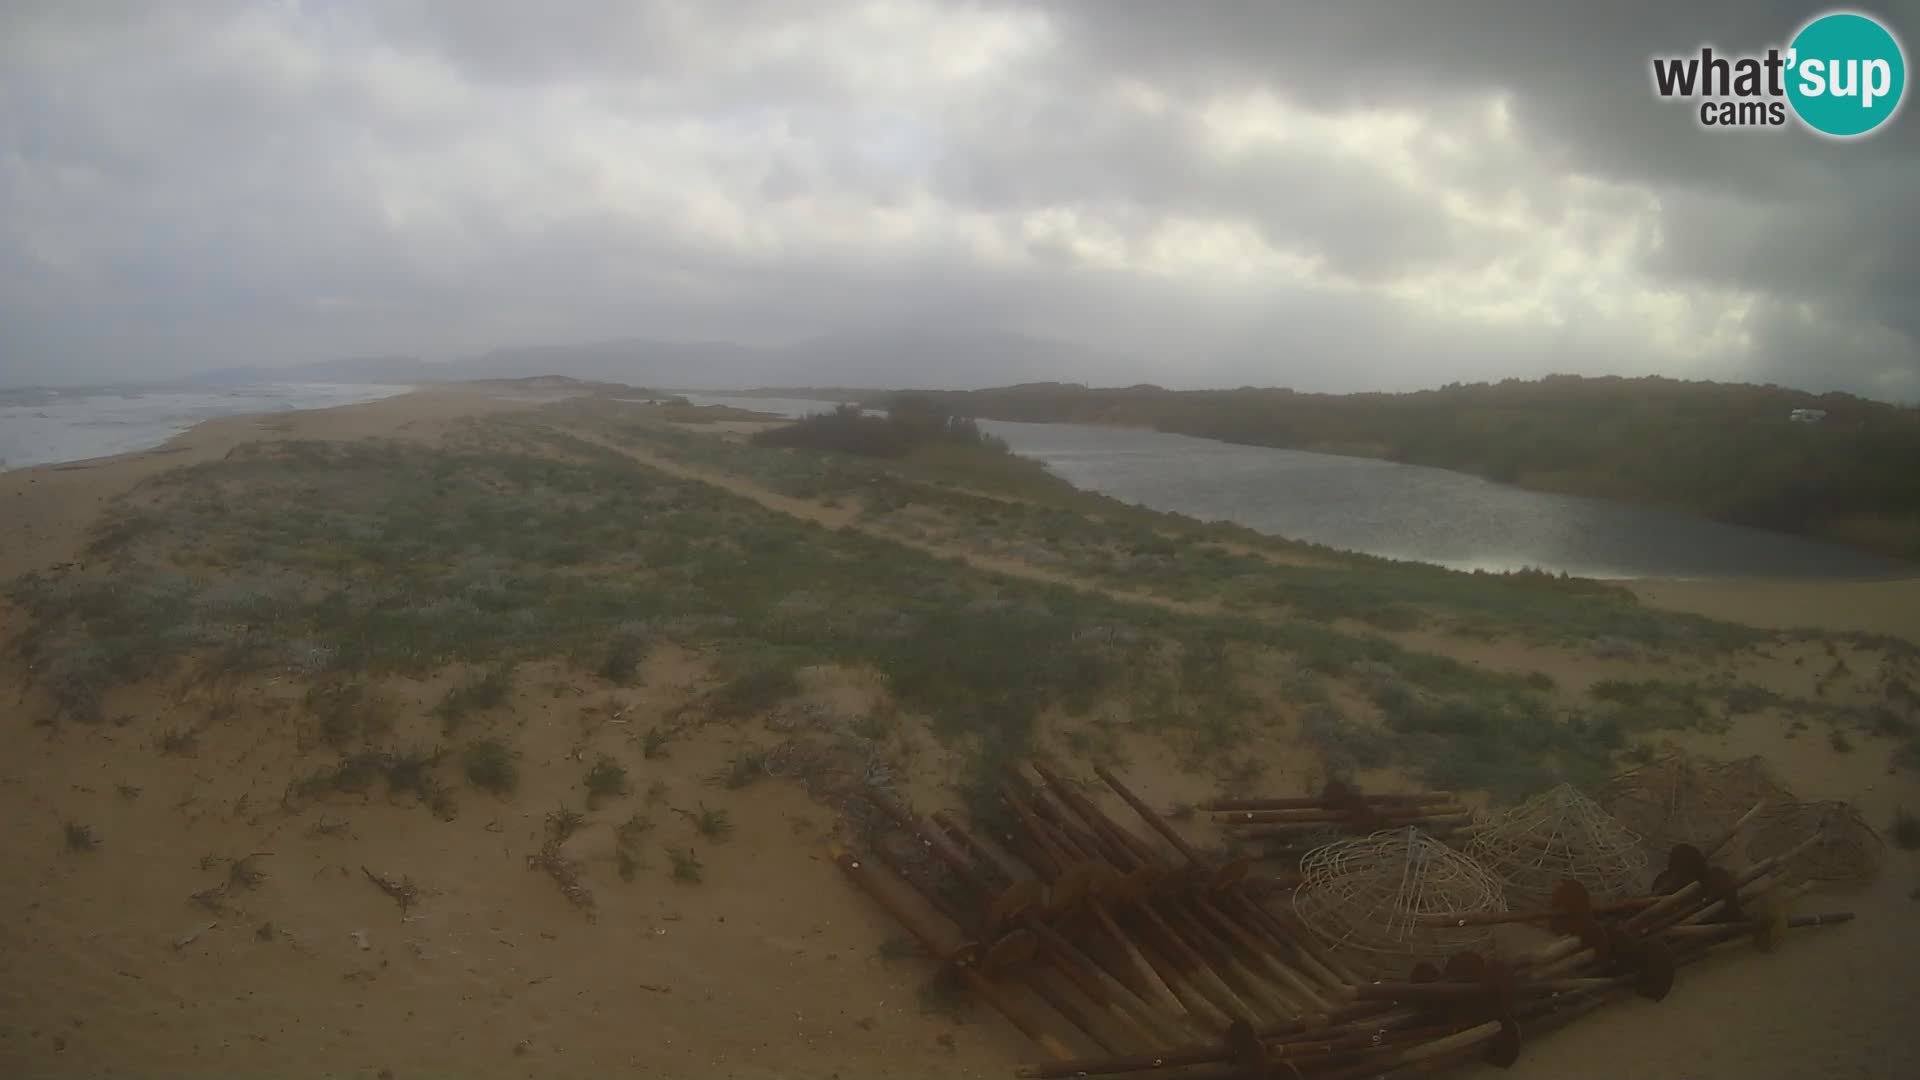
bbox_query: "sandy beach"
[2,389,1916,1079]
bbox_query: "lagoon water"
[689,395,1911,581]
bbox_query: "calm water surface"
[690,395,1912,581]
[0,383,412,471]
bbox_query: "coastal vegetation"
[12,395,1909,824]
[749,396,1007,458]
[889,376,1920,560]
[4,389,1916,1080]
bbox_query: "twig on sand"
[362,866,420,913]
[527,844,597,919]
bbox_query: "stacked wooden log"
[1204,781,1475,866]
[833,768,1854,1079]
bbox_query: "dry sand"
[2,389,1917,1079]
[1631,578,1920,645]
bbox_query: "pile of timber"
[833,768,1855,1079]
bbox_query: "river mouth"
[684,395,1915,583]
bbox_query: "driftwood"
[361,865,419,913]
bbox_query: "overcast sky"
[3,1,1917,398]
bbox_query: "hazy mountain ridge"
[162,330,1122,392]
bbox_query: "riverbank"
[895,379,1920,564]
[2,389,1916,1078]
[686,394,1915,583]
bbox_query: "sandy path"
[589,435,1920,1080]
[4,394,1917,1080]
[574,432,1225,617]
[1630,578,1920,645]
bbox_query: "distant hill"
[174,355,453,386]
[459,339,771,385]
[458,375,679,399]
[182,330,1126,392]
[903,376,1920,562]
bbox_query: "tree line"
[752,395,1009,458]
[892,376,1920,560]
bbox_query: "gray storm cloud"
[1,0,1916,399]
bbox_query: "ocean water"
[687,394,1910,581]
[0,383,413,471]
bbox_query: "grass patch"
[618,812,654,846]
[382,747,445,796]
[1890,807,1920,850]
[709,662,802,719]
[306,681,392,748]
[546,806,587,845]
[720,750,768,789]
[10,414,1857,828]
[157,728,199,755]
[617,849,642,882]
[1378,690,1626,801]
[1866,706,1913,737]
[585,756,628,806]
[642,727,672,759]
[668,847,704,883]
[1298,703,1394,777]
[463,738,519,794]
[435,664,515,731]
[1899,736,1920,770]
[1588,679,1712,728]
[599,628,649,685]
[678,803,733,841]
[288,747,449,811]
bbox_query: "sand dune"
[2,389,1916,1079]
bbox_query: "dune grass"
[573,402,1773,651]
[8,406,1870,808]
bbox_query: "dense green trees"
[751,396,1009,458]
[901,376,1920,559]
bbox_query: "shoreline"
[8,390,1917,648]
[688,394,1919,597]
[887,384,1920,566]
[0,388,526,580]
[2,387,1915,1079]
[0,381,419,473]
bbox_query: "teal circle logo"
[1787,11,1906,137]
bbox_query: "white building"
[1788,408,1827,423]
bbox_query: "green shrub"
[668,847,704,883]
[600,629,648,685]
[585,756,628,805]
[435,664,515,730]
[709,663,800,718]
[1298,704,1394,773]
[1890,806,1920,849]
[463,739,518,794]
[63,821,99,852]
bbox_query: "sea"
[0,383,413,472]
